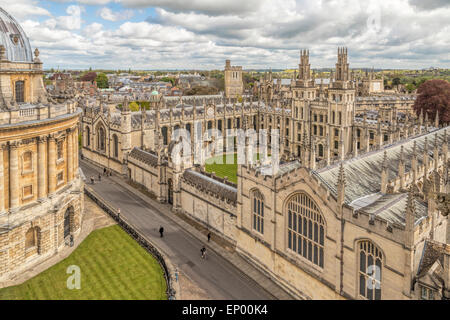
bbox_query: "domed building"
[0,8,83,280]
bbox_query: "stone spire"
[434,133,439,171]
[435,109,439,128]
[443,129,448,164]
[405,186,416,249]
[399,146,405,189]
[412,141,418,184]
[337,162,346,206]
[424,137,429,177]
[122,95,129,112]
[381,150,388,193]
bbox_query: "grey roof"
[316,127,449,205]
[417,240,448,278]
[0,7,33,62]
[356,192,427,225]
[128,147,160,166]
[183,169,237,204]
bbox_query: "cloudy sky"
[0,0,449,70]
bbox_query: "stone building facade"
[224,59,243,99]
[0,8,83,281]
[80,47,449,300]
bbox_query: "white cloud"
[0,0,51,19]
[43,5,84,31]
[5,0,450,69]
[99,7,134,21]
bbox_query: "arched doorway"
[168,179,173,205]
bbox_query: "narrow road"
[81,162,275,300]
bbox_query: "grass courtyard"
[205,153,266,184]
[0,225,167,300]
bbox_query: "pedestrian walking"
[90,176,94,184]
[159,226,164,238]
[200,246,207,259]
[207,232,211,242]
[103,167,106,175]
[117,208,121,219]
[98,173,101,181]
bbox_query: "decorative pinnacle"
[406,185,416,216]
[338,162,346,186]
[382,150,388,169]
[400,145,405,162]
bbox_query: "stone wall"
[0,179,83,280]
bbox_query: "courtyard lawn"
[0,225,167,300]
[205,153,239,183]
[205,153,266,184]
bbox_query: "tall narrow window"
[358,240,382,300]
[15,81,25,103]
[86,127,91,146]
[113,134,119,158]
[25,227,36,249]
[161,127,168,145]
[287,193,325,268]
[97,126,106,151]
[252,190,264,234]
[57,140,64,160]
[22,151,32,172]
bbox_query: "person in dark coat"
[200,246,207,259]
[90,176,94,184]
[207,232,211,242]
[98,173,101,181]
[159,226,164,237]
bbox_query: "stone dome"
[0,7,33,62]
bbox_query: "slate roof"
[355,192,428,226]
[183,169,237,204]
[128,147,161,166]
[417,240,448,278]
[316,127,449,205]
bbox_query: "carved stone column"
[48,135,56,194]
[67,129,74,182]
[74,126,78,176]
[0,143,6,213]
[9,141,19,211]
[37,136,47,200]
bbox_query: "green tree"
[405,83,416,93]
[160,77,175,86]
[128,101,140,111]
[96,73,109,89]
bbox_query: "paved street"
[80,161,277,300]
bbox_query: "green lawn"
[0,225,167,300]
[205,153,266,184]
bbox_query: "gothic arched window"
[252,190,264,234]
[97,126,106,151]
[358,240,382,300]
[287,193,325,268]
